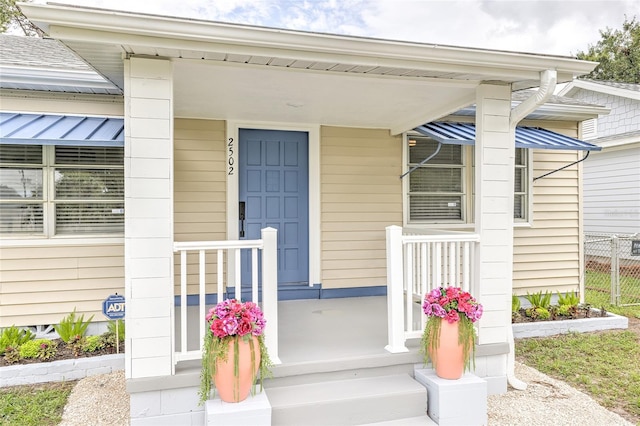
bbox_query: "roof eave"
[454,102,609,121]
[559,80,640,101]
[20,3,597,84]
[0,65,122,93]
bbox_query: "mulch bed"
[0,339,125,367]
[511,307,609,324]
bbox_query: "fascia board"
[49,25,552,84]
[533,103,610,119]
[21,3,597,82]
[591,132,640,149]
[455,102,609,121]
[559,80,640,101]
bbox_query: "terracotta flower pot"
[214,335,261,402]
[429,319,465,380]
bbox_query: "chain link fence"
[584,233,640,307]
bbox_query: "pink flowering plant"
[421,286,483,372]
[199,299,272,404]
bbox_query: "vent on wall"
[581,118,598,140]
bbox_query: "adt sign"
[103,294,125,319]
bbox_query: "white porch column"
[124,57,174,379]
[474,83,514,346]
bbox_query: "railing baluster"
[420,242,428,297]
[405,243,414,331]
[217,250,224,300]
[435,242,442,287]
[251,247,258,302]
[180,250,187,356]
[199,250,206,347]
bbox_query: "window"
[514,148,528,221]
[407,137,465,222]
[0,145,124,237]
[406,136,529,224]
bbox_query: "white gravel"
[59,370,129,426]
[488,362,633,426]
[60,363,633,425]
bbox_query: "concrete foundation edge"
[0,353,125,387]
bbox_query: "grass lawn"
[516,329,640,424]
[0,381,75,426]
[516,274,640,426]
[585,269,640,308]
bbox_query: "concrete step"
[266,373,427,426]
[362,415,437,425]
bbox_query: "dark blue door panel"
[239,129,309,286]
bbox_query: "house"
[558,80,640,237]
[7,3,606,424]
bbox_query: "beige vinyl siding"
[0,243,123,327]
[320,126,402,289]
[513,120,582,295]
[173,118,227,296]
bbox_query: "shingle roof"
[0,34,121,95]
[579,79,640,92]
[0,34,91,71]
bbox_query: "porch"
[124,228,504,425]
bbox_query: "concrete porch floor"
[175,295,422,366]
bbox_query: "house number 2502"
[228,137,234,175]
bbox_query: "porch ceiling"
[171,60,477,130]
[21,3,598,133]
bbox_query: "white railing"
[172,227,280,369]
[385,225,480,353]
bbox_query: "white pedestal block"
[414,368,487,426]
[205,390,272,426]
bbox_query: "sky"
[30,0,640,57]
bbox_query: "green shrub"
[54,309,94,343]
[0,326,35,355]
[3,346,20,364]
[525,306,551,320]
[82,335,104,353]
[524,291,552,309]
[512,295,521,313]
[512,294,522,321]
[558,304,572,316]
[107,319,125,342]
[558,291,580,307]
[36,340,57,360]
[19,339,53,359]
[535,307,551,320]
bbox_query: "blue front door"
[239,129,309,286]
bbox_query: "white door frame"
[226,120,321,289]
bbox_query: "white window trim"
[0,236,124,247]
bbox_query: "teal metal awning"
[414,122,601,151]
[0,112,124,147]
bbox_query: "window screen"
[53,147,124,235]
[0,145,124,236]
[408,138,464,222]
[0,145,44,234]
